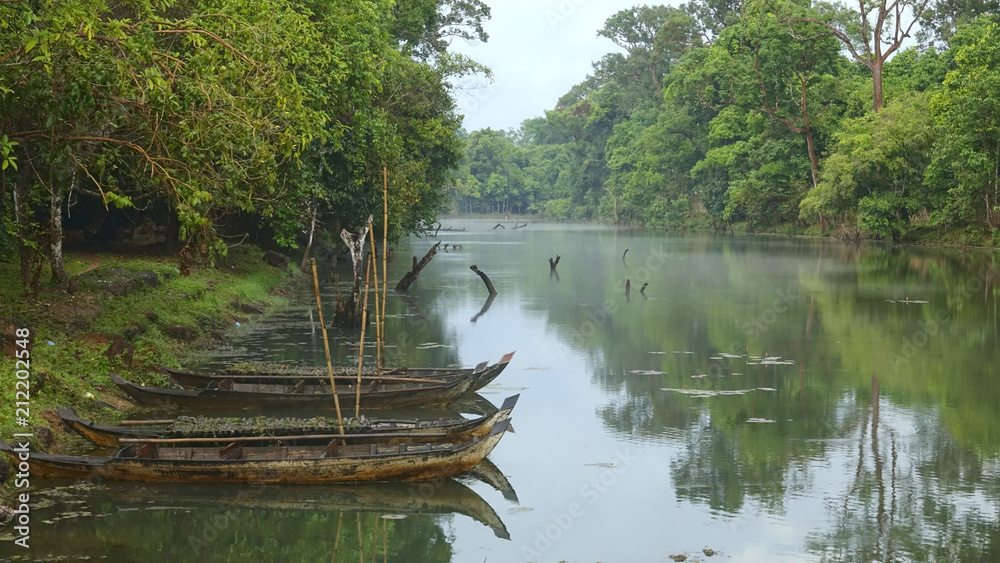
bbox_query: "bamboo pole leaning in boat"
[369,230,382,377]
[382,166,389,370]
[356,254,373,417]
[311,258,346,436]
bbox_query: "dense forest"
[450,0,1000,245]
[0,0,490,294]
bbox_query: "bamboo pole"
[357,513,365,563]
[370,514,379,563]
[311,258,346,436]
[355,254,373,418]
[369,234,381,376]
[331,512,343,563]
[382,166,389,370]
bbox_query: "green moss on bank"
[0,246,297,496]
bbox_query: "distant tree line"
[450,0,1000,246]
[0,0,490,294]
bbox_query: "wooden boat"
[0,418,511,483]
[111,371,477,411]
[163,351,514,394]
[58,394,519,447]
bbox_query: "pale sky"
[450,0,657,133]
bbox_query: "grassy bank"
[0,246,297,497]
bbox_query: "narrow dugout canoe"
[0,418,511,484]
[163,351,514,394]
[111,371,476,411]
[58,394,519,447]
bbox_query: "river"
[4,219,1000,562]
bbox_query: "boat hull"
[112,373,476,410]
[0,420,510,484]
[164,352,513,394]
[59,395,519,447]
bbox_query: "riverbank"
[0,246,298,501]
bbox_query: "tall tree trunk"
[13,171,42,296]
[871,58,884,113]
[165,208,181,252]
[805,126,820,189]
[48,178,68,284]
[800,77,821,190]
[299,203,318,270]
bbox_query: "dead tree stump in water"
[625,278,631,302]
[640,282,648,300]
[549,255,561,270]
[470,265,497,296]
[334,216,373,327]
[395,241,442,291]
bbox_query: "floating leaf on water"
[719,353,743,359]
[584,462,615,468]
[508,506,534,513]
[649,351,667,355]
[416,342,454,350]
[662,388,756,398]
[381,515,407,520]
[690,374,709,379]
[731,372,743,376]
[709,356,723,360]
[746,418,775,423]
[629,369,666,375]
[757,387,777,392]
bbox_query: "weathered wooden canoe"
[73,479,511,538]
[163,351,514,394]
[0,418,511,483]
[59,394,519,447]
[112,371,477,411]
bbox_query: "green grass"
[0,245,296,479]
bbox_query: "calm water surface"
[5,219,1000,562]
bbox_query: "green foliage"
[802,91,935,233]
[440,4,999,245]
[927,16,1000,231]
[1,0,484,285]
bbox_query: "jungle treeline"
[0,0,490,294]
[450,1,1000,245]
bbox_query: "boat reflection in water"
[16,471,513,561]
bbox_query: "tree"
[781,0,933,112]
[1,0,333,293]
[391,0,491,60]
[740,0,842,190]
[927,16,1000,230]
[801,91,935,238]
